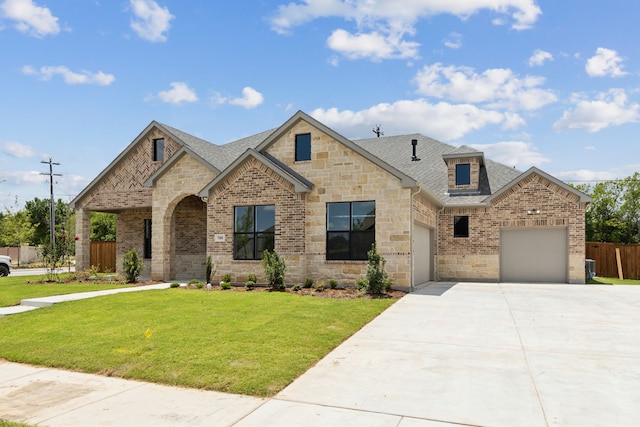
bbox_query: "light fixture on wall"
[527,208,541,215]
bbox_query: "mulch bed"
[183,284,406,299]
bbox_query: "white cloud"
[311,98,517,141]
[443,32,462,49]
[270,0,541,33]
[2,141,39,158]
[414,63,557,111]
[0,0,60,37]
[585,47,627,77]
[229,87,264,109]
[327,28,419,61]
[270,0,540,61]
[553,89,640,132]
[22,65,115,85]
[553,169,618,184]
[155,82,198,105]
[129,0,173,42]
[528,49,553,67]
[584,146,596,151]
[468,141,550,168]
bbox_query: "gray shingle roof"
[353,134,522,205]
[160,120,523,206]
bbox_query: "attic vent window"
[153,138,165,162]
[455,163,471,186]
[295,133,311,162]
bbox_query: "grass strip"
[0,289,395,397]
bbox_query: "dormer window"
[295,133,311,161]
[153,138,165,161]
[456,164,471,186]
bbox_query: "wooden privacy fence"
[90,241,116,273]
[585,242,640,280]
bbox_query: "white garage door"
[413,223,433,285]
[500,228,568,283]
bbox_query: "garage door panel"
[501,228,567,283]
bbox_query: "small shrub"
[385,278,394,292]
[122,249,145,284]
[304,278,314,288]
[313,281,325,292]
[328,279,338,289]
[245,280,255,290]
[292,284,302,292]
[220,282,231,290]
[247,273,258,283]
[196,282,205,289]
[261,249,286,291]
[187,279,201,286]
[357,277,367,291]
[169,282,180,288]
[365,243,388,294]
[222,273,232,283]
[88,265,101,277]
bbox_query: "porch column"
[75,208,91,271]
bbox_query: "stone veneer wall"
[437,173,587,282]
[151,153,217,281]
[265,120,413,287]
[207,157,305,284]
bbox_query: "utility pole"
[40,158,62,250]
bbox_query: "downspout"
[410,186,421,292]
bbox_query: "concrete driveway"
[249,282,640,426]
[1,282,639,426]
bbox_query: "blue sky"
[1,0,639,211]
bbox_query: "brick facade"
[73,113,589,286]
[437,172,587,282]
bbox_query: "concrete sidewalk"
[0,283,171,317]
[1,283,639,426]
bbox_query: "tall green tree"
[577,173,640,243]
[91,212,116,241]
[24,197,73,245]
[1,209,36,248]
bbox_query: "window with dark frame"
[326,201,375,260]
[234,205,275,260]
[153,138,165,161]
[454,215,469,238]
[144,219,152,258]
[455,163,471,186]
[295,133,311,161]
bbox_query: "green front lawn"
[588,277,640,285]
[0,275,131,307]
[0,289,395,397]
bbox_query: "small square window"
[454,216,469,238]
[153,138,164,161]
[295,133,311,161]
[456,163,471,186]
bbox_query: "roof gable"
[255,111,417,188]
[198,148,314,197]
[486,167,592,204]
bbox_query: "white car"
[0,255,11,276]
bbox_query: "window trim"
[295,133,311,162]
[326,201,375,261]
[455,163,471,186]
[233,204,275,260]
[453,215,469,238]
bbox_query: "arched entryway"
[169,195,207,280]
